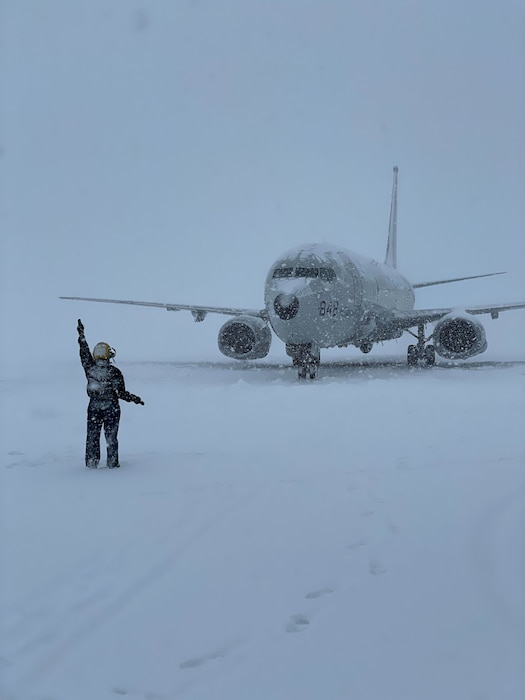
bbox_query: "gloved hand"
[133,395,144,405]
[77,319,85,336]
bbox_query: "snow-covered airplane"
[61,167,525,379]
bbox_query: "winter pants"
[86,400,121,467]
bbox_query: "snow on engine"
[433,312,487,360]
[218,315,272,360]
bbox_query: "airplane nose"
[274,294,299,320]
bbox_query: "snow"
[2,341,525,700]
[2,2,525,698]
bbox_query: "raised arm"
[77,319,94,370]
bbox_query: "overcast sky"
[1,0,524,367]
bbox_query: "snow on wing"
[393,301,525,330]
[59,296,268,322]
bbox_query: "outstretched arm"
[113,366,144,405]
[120,391,145,405]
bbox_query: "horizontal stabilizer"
[412,272,506,289]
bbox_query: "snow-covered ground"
[2,327,524,700]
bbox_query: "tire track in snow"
[469,483,525,643]
[9,480,270,693]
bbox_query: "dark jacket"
[79,336,140,404]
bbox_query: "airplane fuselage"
[264,243,415,350]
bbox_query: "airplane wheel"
[298,362,317,379]
[424,345,436,366]
[407,345,418,366]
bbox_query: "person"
[77,318,144,469]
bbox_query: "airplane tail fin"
[384,166,398,269]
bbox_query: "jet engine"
[218,315,272,360]
[433,313,487,360]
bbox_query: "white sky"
[1,0,524,366]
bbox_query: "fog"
[1,0,524,371]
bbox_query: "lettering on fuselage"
[319,299,339,317]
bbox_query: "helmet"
[93,342,116,360]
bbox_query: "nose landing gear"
[298,356,318,379]
[287,343,320,379]
[407,323,435,366]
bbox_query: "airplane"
[61,167,525,379]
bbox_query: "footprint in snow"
[305,587,334,599]
[285,614,310,633]
[369,560,387,575]
[388,521,400,534]
[179,649,225,670]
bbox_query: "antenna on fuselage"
[385,165,398,269]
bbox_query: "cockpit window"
[273,267,336,281]
[273,267,294,278]
[295,267,318,278]
[319,268,336,281]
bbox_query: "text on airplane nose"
[274,294,299,320]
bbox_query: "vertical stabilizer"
[385,166,398,268]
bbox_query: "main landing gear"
[407,323,435,367]
[287,343,320,379]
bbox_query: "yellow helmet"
[93,342,116,360]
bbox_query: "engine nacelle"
[433,313,487,360]
[218,315,272,360]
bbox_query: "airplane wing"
[393,301,525,329]
[59,296,268,323]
